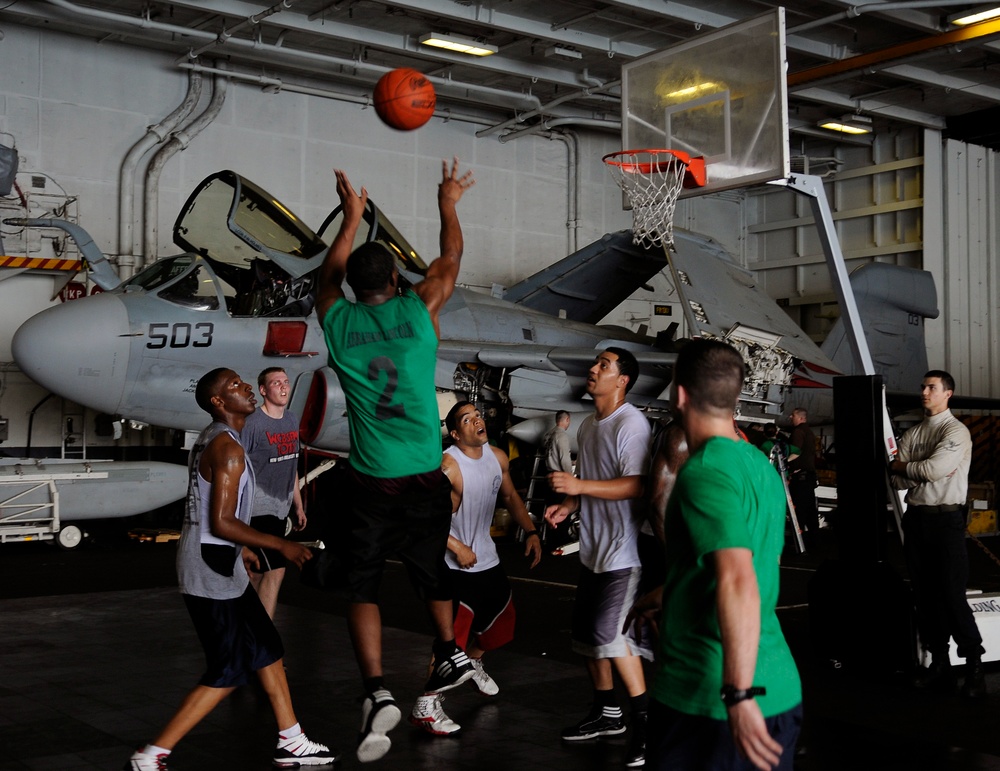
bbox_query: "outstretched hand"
[334,169,368,224]
[439,157,475,206]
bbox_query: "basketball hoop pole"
[774,173,876,377]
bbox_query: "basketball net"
[603,149,703,252]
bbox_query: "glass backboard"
[622,8,789,198]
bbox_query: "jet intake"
[299,367,350,450]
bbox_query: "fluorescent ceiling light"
[545,44,582,60]
[419,33,497,56]
[818,114,873,135]
[950,5,1000,25]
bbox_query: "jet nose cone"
[13,292,131,415]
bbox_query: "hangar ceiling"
[3,0,1000,149]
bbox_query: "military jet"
[7,170,867,453]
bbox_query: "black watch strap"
[524,530,540,538]
[720,685,766,707]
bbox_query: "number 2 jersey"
[322,289,442,478]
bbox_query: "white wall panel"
[932,136,1000,398]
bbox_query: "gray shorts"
[571,565,653,661]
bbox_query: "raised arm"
[315,169,369,322]
[413,157,475,331]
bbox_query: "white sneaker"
[123,749,169,770]
[409,693,461,735]
[469,657,499,696]
[273,732,340,767]
[357,688,402,763]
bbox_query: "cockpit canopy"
[120,170,428,318]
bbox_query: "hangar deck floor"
[1,528,1000,771]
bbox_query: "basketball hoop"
[603,149,707,251]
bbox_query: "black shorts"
[248,514,287,573]
[449,564,515,651]
[250,514,288,573]
[183,586,284,688]
[343,466,453,603]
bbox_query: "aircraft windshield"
[122,255,195,292]
[174,172,327,273]
[318,204,428,275]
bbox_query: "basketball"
[373,69,436,131]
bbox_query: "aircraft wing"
[503,231,666,325]
[436,341,676,416]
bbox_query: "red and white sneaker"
[409,694,461,735]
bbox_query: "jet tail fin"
[820,262,937,393]
[503,231,665,325]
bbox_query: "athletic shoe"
[423,647,474,694]
[273,733,340,768]
[625,711,646,767]
[357,688,402,763]
[410,693,461,735]
[123,749,169,770]
[469,657,500,696]
[561,706,627,741]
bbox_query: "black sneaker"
[356,688,402,763]
[561,706,627,741]
[625,711,646,767]
[423,648,475,694]
[273,733,340,768]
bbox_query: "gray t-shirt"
[242,408,300,521]
[576,403,652,573]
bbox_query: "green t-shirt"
[322,290,442,478]
[652,436,801,720]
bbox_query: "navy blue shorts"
[183,586,284,688]
[343,467,453,603]
[646,699,802,770]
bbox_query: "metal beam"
[792,86,947,129]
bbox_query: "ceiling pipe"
[186,0,297,59]
[789,0,978,35]
[43,0,542,115]
[177,62,504,128]
[479,80,621,138]
[143,64,228,264]
[789,14,1000,87]
[499,117,621,143]
[117,69,202,278]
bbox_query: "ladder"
[770,444,806,554]
[518,449,549,541]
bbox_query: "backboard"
[622,8,789,198]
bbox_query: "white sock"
[278,722,303,744]
[141,744,171,757]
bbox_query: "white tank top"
[444,445,502,572]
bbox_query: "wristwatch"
[524,530,540,539]
[720,685,766,707]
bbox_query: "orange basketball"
[373,68,436,131]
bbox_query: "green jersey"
[322,290,442,478]
[653,436,801,720]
